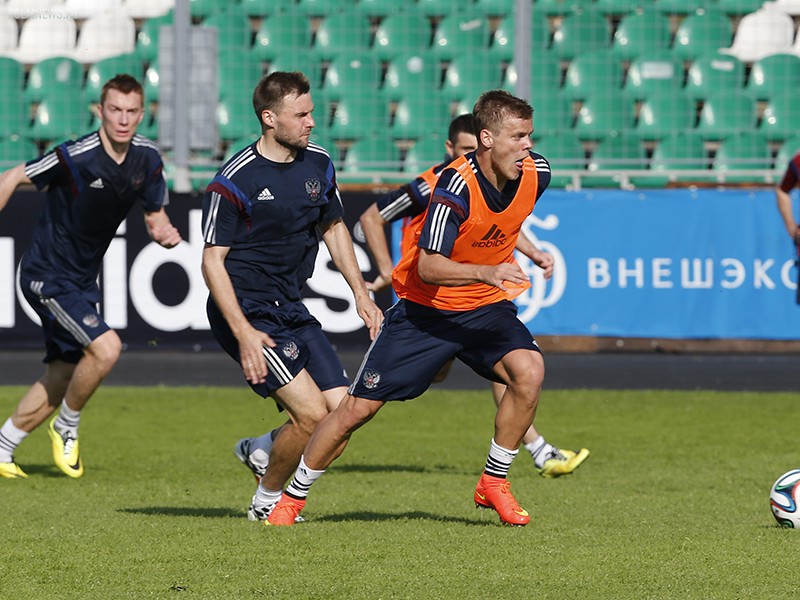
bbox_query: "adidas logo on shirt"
[472,224,507,248]
[257,187,274,201]
[89,178,104,189]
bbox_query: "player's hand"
[238,326,276,385]
[355,295,384,340]
[152,223,183,249]
[366,274,391,293]
[531,250,554,280]
[481,262,528,292]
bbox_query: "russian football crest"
[82,314,100,328]
[362,369,381,389]
[282,341,299,360]
[304,178,322,202]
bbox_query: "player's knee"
[86,331,122,370]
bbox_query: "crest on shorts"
[82,314,99,328]
[304,178,322,201]
[362,369,381,389]
[282,341,299,360]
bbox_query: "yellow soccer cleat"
[0,461,29,479]
[538,448,590,478]
[48,417,84,478]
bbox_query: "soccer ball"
[770,469,800,528]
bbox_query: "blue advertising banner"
[512,188,800,339]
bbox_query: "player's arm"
[320,217,384,339]
[201,244,275,384]
[144,208,183,248]
[776,186,800,245]
[0,164,31,213]
[358,202,395,292]
[418,249,528,292]
[515,231,553,280]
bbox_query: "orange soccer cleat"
[265,494,306,527]
[474,473,530,526]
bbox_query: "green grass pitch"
[1,385,799,599]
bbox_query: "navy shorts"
[20,275,110,364]
[207,297,348,399]
[349,299,540,401]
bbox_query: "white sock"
[527,437,557,468]
[484,438,518,479]
[248,428,278,470]
[284,456,326,500]
[0,418,28,463]
[254,483,283,509]
[53,401,81,436]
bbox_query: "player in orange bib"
[269,90,578,527]
[359,114,588,479]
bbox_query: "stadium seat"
[252,13,312,61]
[759,93,800,141]
[695,89,757,140]
[654,0,712,15]
[503,52,563,98]
[373,12,432,61]
[6,16,76,64]
[639,132,709,186]
[61,0,122,19]
[671,9,733,62]
[24,56,83,104]
[746,53,800,101]
[612,9,672,61]
[416,0,467,18]
[202,8,252,51]
[0,57,24,95]
[431,12,491,61]
[217,96,256,141]
[714,0,767,16]
[121,0,174,19]
[391,95,451,140]
[267,54,323,90]
[0,95,27,137]
[562,49,625,100]
[321,53,382,102]
[586,133,647,187]
[536,0,593,16]
[404,136,448,174]
[6,0,63,19]
[296,0,350,16]
[490,9,551,61]
[530,92,574,139]
[595,0,648,16]
[575,91,635,140]
[218,46,262,103]
[189,0,228,19]
[713,132,772,182]
[719,7,794,63]
[82,53,145,104]
[552,9,611,60]
[623,53,683,100]
[355,0,403,18]
[313,10,371,60]
[532,132,586,187]
[635,91,696,141]
[440,52,504,103]
[72,12,136,63]
[28,97,89,143]
[0,137,39,166]
[473,0,515,17]
[0,13,18,55]
[144,60,160,102]
[684,52,745,101]
[343,136,401,172]
[382,53,440,102]
[764,0,800,16]
[775,134,800,169]
[135,12,172,62]
[328,94,390,140]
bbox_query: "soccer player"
[359,114,588,478]
[775,151,800,247]
[201,71,383,521]
[268,90,572,527]
[0,74,182,479]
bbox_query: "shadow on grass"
[118,506,242,518]
[331,463,470,475]
[314,510,500,527]
[19,464,72,478]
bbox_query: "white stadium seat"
[72,11,135,63]
[6,0,64,19]
[0,13,18,53]
[60,0,123,20]
[121,0,174,19]
[2,15,76,64]
[719,7,795,63]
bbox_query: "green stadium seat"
[714,0,765,16]
[713,132,772,183]
[202,8,252,50]
[313,10,371,60]
[343,136,401,172]
[575,91,635,140]
[372,12,432,61]
[218,47,262,102]
[382,53,440,102]
[638,132,709,186]
[240,0,284,17]
[759,94,800,142]
[503,52,563,97]
[404,136,448,174]
[431,12,491,60]
[321,53,382,102]
[612,9,672,61]
[474,0,516,17]
[530,92,574,139]
[189,0,231,18]
[775,135,800,170]
[0,137,39,167]
[144,60,161,102]
[655,0,712,14]
[355,0,404,18]
[252,13,312,62]
[671,9,733,62]
[533,132,586,187]
[440,52,504,103]
[695,89,757,140]
[552,9,611,60]
[0,57,24,95]
[416,0,468,17]
[586,133,647,187]
[296,0,350,16]
[136,12,172,62]
[391,96,452,140]
[217,96,256,141]
[624,53,683,100]
[24,56,83,104]
[137,112,158,139]
[223,135,259,161]
[746,53,800,102]
[0,95,27,138]
[29,97,89,143]
[267,55,323,90]
[635,92,697,141]
[684,52,745,102]
[490,8,551,61]
[562,50,624,100]
[595,0,648,16]
[328,95,390,140]
[83,54,145,105]
[536,0,594,16]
